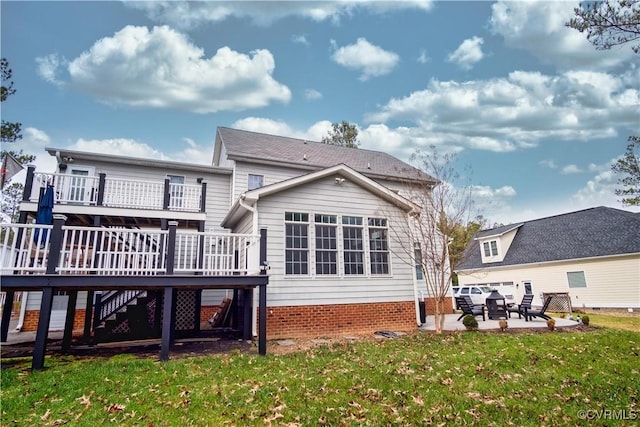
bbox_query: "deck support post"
[242,289,252,341]
[62,290,78,353]
[32,286,54,370]
[83,291,94,342]
[160,286,175,361]
[258,284,267,356]
[1,290,15,342]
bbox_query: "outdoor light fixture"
[335,177,345,185]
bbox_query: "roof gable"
[457,207,640,270]
[214,127,434,184]
[222,164,417,228]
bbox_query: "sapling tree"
[390,146,476,333]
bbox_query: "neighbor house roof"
[457,206,640,271]
[213,127,435,184]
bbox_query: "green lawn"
[2,328,639,426]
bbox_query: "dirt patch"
[0,326,600,362]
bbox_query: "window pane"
[343,223,364,275]
[483,242,490,257]
[248,174,264,190]
[285,214,309,275]
[567,271,587,288]
[315,223,337,275]
[369,219,389,275]
[490,241,498,256]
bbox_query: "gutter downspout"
[408,212,422,326]
[238,194,259,337]
[16,291,28,331]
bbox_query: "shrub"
[581,315,590,326]
[462,315,478,330]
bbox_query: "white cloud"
[561,164,582,174]
[447,36,484,70]
[292,34,309,46]
[365,70,638,152]
[539,159,557,169]
[417,49,430,64]
[489,0,634,70]
[231,117,336,144]
[126,1,434,28]
[331,38,399,81]
[44,25,291,113]
[36,54,66,86]
[304,89,323,101]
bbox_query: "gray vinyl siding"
[232,161,308,200]
[256,175,415,307]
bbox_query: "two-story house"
[2,127,441,358]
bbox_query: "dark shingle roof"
[457,207,640,270]
[216,127,434,183]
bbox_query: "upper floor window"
[483,240,498,257]
[248,174,264,190]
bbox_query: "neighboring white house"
[455,207,640,312]
[11,127,440,338]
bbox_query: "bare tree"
[566,0,640,53]
[390,146,475,333]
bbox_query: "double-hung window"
[342,216,364,275]
[368,218,390,275]
[315,214,337,275]
[285,212,309,275]
[483,240,498,257]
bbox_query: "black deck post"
[61,290,78,353]
[23,165,36,202]
[200,182,207,213]
[258,228,268,355]
[96,173,106,206]
[160,286,175,361]
[83,291,94,341]
[31,215,66,369]
[160,221,178,361]
[32,286,54,370]
[162,179,171,210]
[258,284,267,356]
[242,289,252,341]
[1,290,15,342]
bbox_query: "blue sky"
[2,1,638,225]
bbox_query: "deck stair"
[93,290,161,342]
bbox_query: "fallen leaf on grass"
[107,403,126,413]
[40,409,51,421]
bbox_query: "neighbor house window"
[248,174,264,190]
[567,271,587,288]
[315,214,337,275]
[483,240,498,257]
[342,216,364,275]
[368,218,389,275]
[285,212,309,275]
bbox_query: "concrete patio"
[419,313,580,331]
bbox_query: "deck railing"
[29,171,203,213]
[0,221,260,276]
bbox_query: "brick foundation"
[264,301,417,339]
[425,297,454,315]
[21,309,87,332]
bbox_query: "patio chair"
[455,296,485,321]
[524,296,552,321]
[506,294,534,319]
